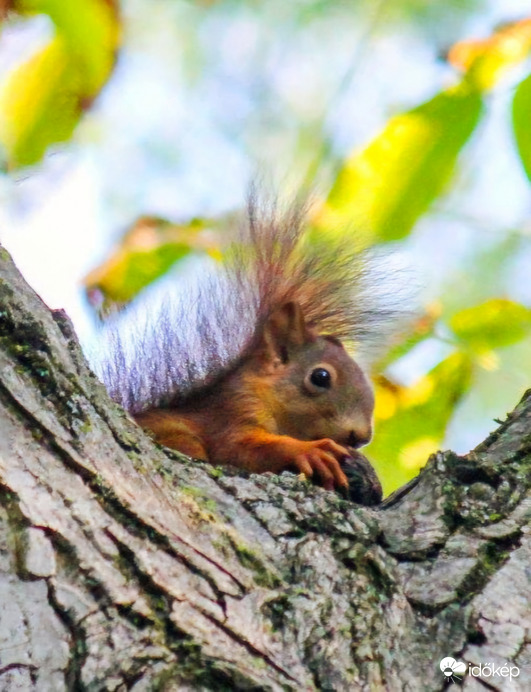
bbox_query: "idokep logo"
[440,657,466,683]
[439,656,521,683]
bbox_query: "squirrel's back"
[96,194,404,414]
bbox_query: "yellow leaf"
[399,437,439,471]
[448,17,531,90]
[368,352,473,494]
[316,83,483,242]
[373,385,397,421]
[476,351,500,372]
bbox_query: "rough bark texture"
[0,245,530,691]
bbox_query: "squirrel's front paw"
[291,438,349,491]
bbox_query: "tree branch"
[0,245,529,690]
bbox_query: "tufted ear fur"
[261,302,314,364]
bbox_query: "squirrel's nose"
[347,429,372,449]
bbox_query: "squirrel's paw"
[292,439,349,490]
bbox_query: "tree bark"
[0,245,530,692]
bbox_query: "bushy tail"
[94,193,409,413]
[240,192,406,346]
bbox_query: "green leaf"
[19,0,119,94]
[513,71,531,182]
[449,299,531,352]
[0,0,119,167]
[84,217,219,310]
[0,37,83,167]
[317,83,483,242]
[368,351,473,495]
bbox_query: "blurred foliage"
[513,71,531,181]
[0,0,119,167]
[448,17,531,89]
[372,351,474,490]
[371,299,531,491]
[315,85,484,243]
[450,299,531,352]
[84,215,221,311]
[1,2,531,494]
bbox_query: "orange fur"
[134,302,375,491]
[99,200,404,492]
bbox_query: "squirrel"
[98,195,401,501]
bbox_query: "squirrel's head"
[255,301,374,447]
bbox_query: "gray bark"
[0,244,530,691]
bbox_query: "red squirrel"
[99,197,401,500]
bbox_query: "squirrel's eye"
[310,368,332,389]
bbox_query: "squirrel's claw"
[292,439,349,490]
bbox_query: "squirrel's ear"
[261,302,313,363]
